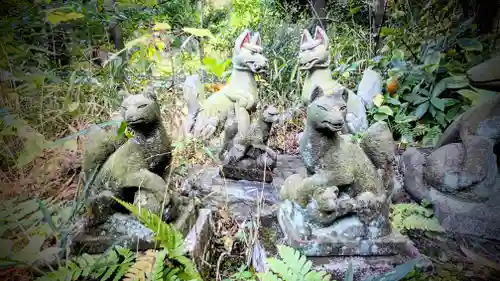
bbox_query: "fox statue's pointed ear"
[301,29,313,45]
[251,32,261,46]
[314,26,328,45]
[340,88,348,102]
[235,29,251,52]
[143,83,157,101]
[310,85,324,103]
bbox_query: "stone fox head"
[232,29,268,74]
[298,26,330,70]
[307,86,349,133]
[120,88,161,128]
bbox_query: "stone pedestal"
[185,155,305,220]
[71,199,199,255]
[401,147,500,240]
[220,164,273,183]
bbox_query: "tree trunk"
[311,0,327,29]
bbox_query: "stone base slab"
[401,147,500,241]
[284,227,412,257]
[312,253,432,281]
[220,164,273,183]
[71,200,198,255]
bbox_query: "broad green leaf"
[373,94,384,107]
[403,93,428,105]
[423,51,442,73]
[13,235,46,264]
[183,28,215,40]
[373,113,388,121]
[436,111,447,127]
[431,78,449,98]
[117,121,127,137]
[377,105,394,116]
[202,56,217,66]
[124,35,150,49]
[46,11,84,25]
[430,97,445,111]
[349,6,361,15]
[395,115,417,123]
[413,101,430,119]
[445,75,470,89]
[152,22,171,30]
[16,134,46,168]
[386,97,401,105]
[457,38,483,52]
[380,27,397,36]
[471,88,499,103]
[457,89,481,104]
[391,49,404,60]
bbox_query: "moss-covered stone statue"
[401,55,500,240]
[80,87,182,230]
[299,26,368,134]
[219,104,280,183]
[189,29,268,145]
[278,86,402,256]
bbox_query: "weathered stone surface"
[71,199,198,255]
[313,253,432,281]
[467,56,500,91]
[280,206,409,256]
[220,165,273,183]
[71,214,156,255]
[357,68,383,109]
[218,105,279,183]
[184,209,214,275]
[401,147,500,240]
[185,155,304,220]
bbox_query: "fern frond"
[390,203,444,233]
[35,247,133,281]
[402,215,445,233]
[412,124,427,137]
[112,197,202,281]
[260,245,331,281]
[124,250,160,281]
[112,197,185,256]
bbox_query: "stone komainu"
[81,87,178,228]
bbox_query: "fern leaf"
[124,249,158,281]
[299,259,313,277]
[152,250,168,281]
[267,258,296,281]
[402,215,445,232]
[258,271,283,281]
[112,197,185,255]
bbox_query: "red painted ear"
[314,26,325,43]
[240,32,251,49]
[301,29,313,45]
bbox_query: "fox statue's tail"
[182,75,205,136]
[359,121,396,201]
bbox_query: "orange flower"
[387,78,398,96]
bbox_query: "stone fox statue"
[81,88,177,228]
[299,26,367,134]
[416,93,500,201]
[280,86,395,231]
[189,29,268,142]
